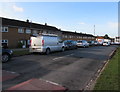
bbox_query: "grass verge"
[93,46,120,91]
[13,50,30,56]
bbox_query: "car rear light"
[42,40,44,46]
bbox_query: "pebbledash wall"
[61,31,95,41]
[2,17,95,48]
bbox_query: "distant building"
[96,36,104,45]
[115,36,120,44]
[110,38,115,43]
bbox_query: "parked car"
[94,41,99,46]
[63,40,77,50]
[103,41,110,46]
[77,40,89,48]
[29,34,65,54]
[111,42,115,45]
[88,41,95,46]
[114,42,120,45]
[2,49,13,63]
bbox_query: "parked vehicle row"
[1,34,114,63]
[88,40,100,46]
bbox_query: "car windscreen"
[77,41,82,43]
[103,42,108,43]
[88,41,91,43]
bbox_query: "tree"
[104,34,110,39]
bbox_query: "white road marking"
[53,54,74,61]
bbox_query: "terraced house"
[2,17,61,48]
[1,17,95,48]
[61,31,95,41]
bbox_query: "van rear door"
[30,36,43,48]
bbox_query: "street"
[2,45,118,90]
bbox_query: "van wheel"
[46,48,50,55]
[61,47,65,52]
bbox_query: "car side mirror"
[59,40,63,43]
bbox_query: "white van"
[29,34,65,54]
[103,41,110,46]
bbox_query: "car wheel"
[2,54,10,63]
[46,48,50,55]
[61,47,65,52]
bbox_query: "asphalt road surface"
[2,45,118,90]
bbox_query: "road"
[2,45,118,90]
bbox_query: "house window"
[18,28,24,33]
[92,37,95,39]
[2,39,8,48]
[88,37,91,39]
[32,30,38,34]
[2,27,8,32]
[83,37,86,39]
[65,35,67,38]
[41,30,43,33]
[80,36,82,39]
[26,29,31,34]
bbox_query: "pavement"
[2,45,118,91]
[1,70,19,82]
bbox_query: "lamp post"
[94,25,95,36]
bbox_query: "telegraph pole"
[94,25,95,36]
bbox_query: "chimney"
[26,19,29,22]
[45,23,47,26]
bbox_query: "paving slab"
[7,78,67,91]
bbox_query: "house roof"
[2,17,59,31]
[61,31,94,37]
[96,36,104,39]
[2,17,95,37]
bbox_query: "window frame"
[26,29,31,34]
[18,28,24,33]
[2,39,8,46]
[2,27,8,32]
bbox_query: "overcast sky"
[0,1,118,37]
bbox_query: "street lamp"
[94,25,95,36]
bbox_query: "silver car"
[77,40,89,48]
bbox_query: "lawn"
[93,46,120,91]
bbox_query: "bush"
[17,42,23,48]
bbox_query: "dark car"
[2,49,13,63]
[88,41,95,46]
[94,41,99,46]
[63,40,77,50]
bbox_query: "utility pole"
[94,25,95,36]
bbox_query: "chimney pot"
[26,19,29,22]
